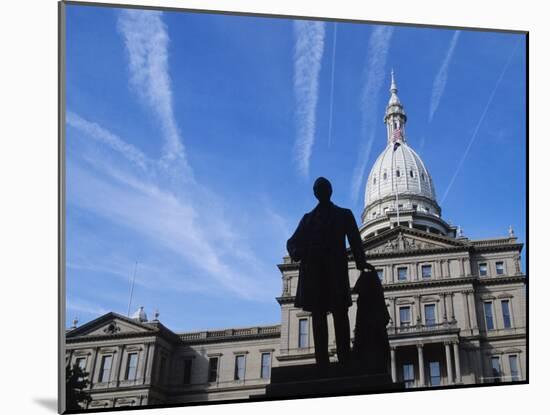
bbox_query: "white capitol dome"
[365,141,436,207]
[360,71,455,239]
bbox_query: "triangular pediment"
[363,226,466,255]
[67,312,157,338]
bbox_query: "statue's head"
[313,177,332,203]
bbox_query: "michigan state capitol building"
[65,73,527,409]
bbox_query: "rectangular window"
[501,300,512,328]
[421,264,432,279]
[484,302,495,330]
[491,356,501,382]
[125,353,138,381]
[429,362,441,386]
[397,267,408,281]
[509,355,519,381]
[298,318,309,348]
[399,306,411,326]
[479,263,488,276]
[99,355,113,383]
[261,353,271,379]
[183,359,192,385]
[376,269,384,281]
[208,357,219,383]
[234,355,245,381]
[496,261,505,275]
[424,304,436,326]
[403,363,415,388]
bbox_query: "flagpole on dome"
[387,69,403,227]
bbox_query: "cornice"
[475,274,526,286]
[66,332,160,344]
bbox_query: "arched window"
[383,171,387,180]
[396,169,401,177]
[410,170,414,178]
[373,176,377,185]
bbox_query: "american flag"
[392,127,402,142]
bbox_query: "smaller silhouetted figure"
[352,270,391,375]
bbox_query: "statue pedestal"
[259,363,401,399]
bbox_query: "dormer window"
[383,172,387,180]
[373,176,377,185]
[421,173,426,181]
[396,169,401,177]
[410,170,414,178]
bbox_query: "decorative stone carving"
[103,323,121,335]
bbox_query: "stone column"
[412,262,418,281]
[460,258,465,277]
[468,291,478,329]
[464,258,471,276]
[450,293,456,322]
[415,295,422,326]
[436,260,443,279]
[388,297,396,326]
[463,291,471,331]
[417,344,425,387]
[453,342,462,384]
[442,293,448,322]
[90,347,99,386]
[144,343,156,385]
[390,347,397,383]
[115,345,125,386]
[445,342,454,385]
[142,344,150,385]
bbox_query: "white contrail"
[327,23,338,148]
[67,111,150,170]
[440,40,520,205]
[118,10,190,173]
[429,31,461,122]
[350,26,394,203]
[293,20,326,178]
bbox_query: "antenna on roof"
[126,261,139,317]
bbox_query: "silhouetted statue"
[352,270,391,374]
[287,177,374,366]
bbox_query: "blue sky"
[65,5,526,332]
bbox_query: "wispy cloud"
[327,23,338,148]
[350,26,394,204]
[293,20,325,177]
[67,153,274,301]
[441,40,520,205]
[117,10,190,174]
[67,298,110,319]
[66,111,150,170]
[429,31,460,123]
